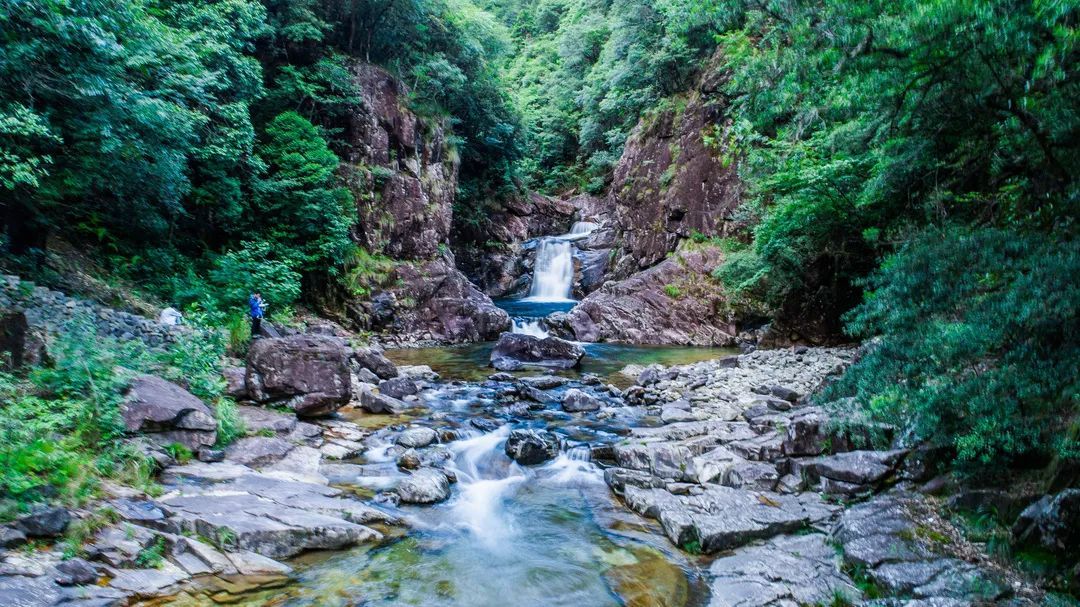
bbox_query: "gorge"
[0,0,1077,606]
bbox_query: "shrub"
[827,227,1080,465]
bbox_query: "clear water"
[386,340,737,387]
[170,380,711,607]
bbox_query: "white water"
[557,221,599,241]
[525,238,575,302]
[511,318,550,338]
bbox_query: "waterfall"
[569,221,599,236]
[559,221,599,241]
[525,238,574,302]
[511,318,550,338]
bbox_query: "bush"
[0,315,240,516]
[827,227,1080,465]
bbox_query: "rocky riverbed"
[0,333,1056,606]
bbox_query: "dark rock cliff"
[338,64,509,343]
[555,55,747,345]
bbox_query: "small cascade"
[564,444,592,462]
[525,238,574,302]
[559,221,600,241]
[511,318,550,338]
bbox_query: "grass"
[0,314,237,518]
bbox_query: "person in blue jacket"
[248,292,265,336]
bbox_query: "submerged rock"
[504,429,560,465]
[489,333,584,371]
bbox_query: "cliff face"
[345,64,457,260]
[339,64,509,343]
[556,56,746,346]
[606,58,742,279]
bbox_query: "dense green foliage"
[484,0,731,192]
[0,0,521,316]
[710,0,1078,464]
[0,316,239,516]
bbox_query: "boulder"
[358,385,407,414]
[396,427,437,449]
[55,558,99,586]
[1011,489,1080,555]
[352,346,398,380]
[15,506,71,537]
[222,366,248,399]
[378,377,418,400]
[504,429,560,465]
[489,333,584,371]
[397,468,452,504]
[121,375,217,450]
[246,335,352,417]
[795,449,908,487]
[562,388,602,413]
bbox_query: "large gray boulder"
[352,346,398,380]
[504,429,560,465]
[562,388,602,412]
[397,468,452,504]
[246,335,352,417]
[1012,488,1080,555]
[121,375,217,450]
[489,333,584,371]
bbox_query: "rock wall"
[606,53,743,279]
[550,244,739,346]
[339,63,508,342]
[0,274,186,349]
[454,193,576,298]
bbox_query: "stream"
[171,223,733,606]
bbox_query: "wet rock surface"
[489,332,585,371]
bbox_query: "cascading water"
[566,221,599,238]
[525,238,574,302]
[511,318,550,338]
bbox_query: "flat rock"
[236,406,297,434]
[226,437,296,468]
[623,485,837,553]
[708,533,859,606]
[834,491,1009,600]
[518,375,569,389]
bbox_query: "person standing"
[248,292,265,336]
